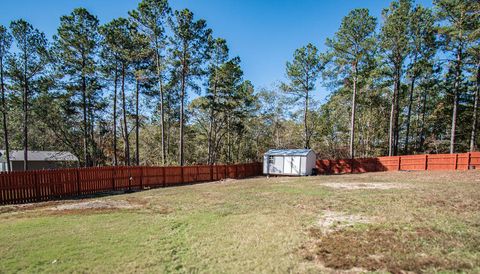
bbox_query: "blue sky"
[0,0,433,101]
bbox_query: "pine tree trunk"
[81,61,89,167]
[470,62,479,152]
[388,66,401,156]
[154,44,166,165]
[227,116,231,164]
[23,52,28,171]
[179,55,186,166]
[121,63,130,166]
[113,63,118,166]
[450,87,459,154]
[450,49,462,154]
[304,81,309,149]
[0,57,10,172]
[275,117,280,148]
[404,74,417,154]
[159,82,165,165]
[166,111,171,164]
[388,72,399,157]
[207,114,214,164]
[88,94,96,166]
[349,65,358,159]
[135,77,140,166]
[207,73,218,165]
[393,68,401,155]
[417,88,428,152]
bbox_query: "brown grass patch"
[321,182,408,190]
[302,226,479,273]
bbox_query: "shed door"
[269,156,283,174]
[284,156,301,175]
[283,157,292,174]
[291,157,300,175]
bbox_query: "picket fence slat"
[0,163,262,205]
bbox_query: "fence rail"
[316,152,480,174]
[0,162,262,205]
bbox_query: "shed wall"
[305,151,317,175]
[10,161,77,171]
[300,156,307,175]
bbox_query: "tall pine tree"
[380,0,412,156]
[325,8,377,158]
[53,8,100,166]
[435,0,479,153]
[283,43,324,149]
[170,9,211,166]
[9,20,48,170]
[129,0,171,165]
[0,26,12,171]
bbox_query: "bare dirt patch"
[49,199,140,211]
[202,178,240,185]
[0,201,70,215]
[301,226,478,273]
[221,178,239,184]
[321,182,408,190]
[317,211,372,234]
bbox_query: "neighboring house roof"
[0,150,79,162]
[264,149,314,156]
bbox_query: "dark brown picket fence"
[0,162,262,205]
[316,152,480,174]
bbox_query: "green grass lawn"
[1,171,479,273]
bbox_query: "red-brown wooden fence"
[316,152,480,174]
[0,162,262,205]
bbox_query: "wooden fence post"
[181,166,184,184]
[398,156,401,171]
[111,167,115,191]
[162,167,166,187]
[127,167,131,191]
[467,152,472,170]
[210,165,213,181]
[454,153,458,170]
[76,169,81,196]
[424,154,428,171]
[140,167,143,189]
[196,165,200,182]
[34,172,40,202]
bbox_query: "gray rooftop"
[264,149,314,156]
[0,150,79,162]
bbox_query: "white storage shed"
[263,149,316,176]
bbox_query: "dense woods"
[0,0,478,169]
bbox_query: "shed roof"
[0,150,79,162]
[264,149,314,156]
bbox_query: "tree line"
[282,0,479,159]
[0,0,478,171]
